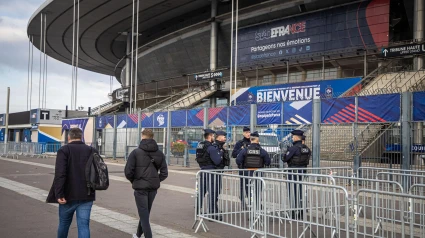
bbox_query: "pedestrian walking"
[125,129,168,238]
[47,128,100,238]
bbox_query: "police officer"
[195,129,223,220]
[232,126,251,159]
[214,131,230,169]
[232,127,251,208]
[282,130,311,220]
[236,131,271,210]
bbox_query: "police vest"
[289,144,310,167]
[244,144,264,168]
[195,141,214,167]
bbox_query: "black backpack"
[85,149,109,195]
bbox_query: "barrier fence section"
[193,168,425,238]
[89,91,425,173]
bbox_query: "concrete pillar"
[337,66,342,78]
[414,0,424,70]
[271,73,277,85]
[301,70,307,81]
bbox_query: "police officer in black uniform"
[232,126,251,158]
[236,131,271,210]
[282,130,311,220]
[196,129,224,220]
[232,127,251,208]
[214,131,230,169]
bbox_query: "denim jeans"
[57,200,93,238]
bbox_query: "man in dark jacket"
[282,130,311,220]
[54,128,98,238]
[125,129,168,238]
[232,126,251,208]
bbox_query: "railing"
[91,99,123,115]
[161,83,219,111]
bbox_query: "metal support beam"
[364,51,367,77]
[286,62,289,83]
[204,107,209,129]
[322,56,325,80]
[166,110,171,165]
[4,87,10,147]
[138,109,142,143]
[113,114,117,160]
[401,92,412,185]
[414,0,424,70]
[312,98,320,169]
[210,0,217,72]
[250,104,256,132]
[353,96,361,174]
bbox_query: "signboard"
[116,88,129,100]
[0,114,4,126]
[381,43,425,58]
[232,77,361,104]
[237,0,389,67]
[194,71,223,81]
[257,103,282,125]
[30,109,38,124]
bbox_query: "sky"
[0,0,120,113]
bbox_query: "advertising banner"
[187,109,204,127]
[232,77,361,104]
[209,107,227,127]
[153,112,168,128]
[96,115,115,129]
[358,94,400,122]
[237,0,389,67]
[141,113,154,128]
[413,92,425,121]
[228,105,250,126]
[171,110,187,127]
[257,103,282,125]
[61,118,90,142]
[284,100,312,125]
[321,97,356,123]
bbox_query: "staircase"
[91,99,123,115]
[142,84,217,112]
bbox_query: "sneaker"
[132,234,139,238]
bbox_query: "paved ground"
[0,156,251,238]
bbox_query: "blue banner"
[153,112,168,128]
[62,118,89,142]
[171,110,187,127]
[283,100,312,125]
[141,113,154,128]
[96,115,115,129]
[358,94,400,122]
[187,109,204,127]
[232,77,361,104]
[237,0,389,67]
[0,128,4,142]
[116,114,138,128]
[413,92,425,121]
[209,107,227,127]
[229,105,250,126]
[321,97,356,123]
[257,103,282,125]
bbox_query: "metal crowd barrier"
[354,189,425,238]
[194,168,425,238]
[357,167,425,180]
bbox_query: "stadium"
[27,0,417,113]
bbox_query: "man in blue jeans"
[49,128,98,238]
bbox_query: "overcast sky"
[0,0,119,113]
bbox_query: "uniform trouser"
[287,169,306,211]
[198,171,222,215]
[239,170,249,209]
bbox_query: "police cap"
[243,126,250,132]
[204,129,216,134]
[215,130,227,136]
[250,131,259,137]
[291,130,304,136]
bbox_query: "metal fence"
[0,142,94,159]
[193,168,425,238]
[93,91,425,174]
